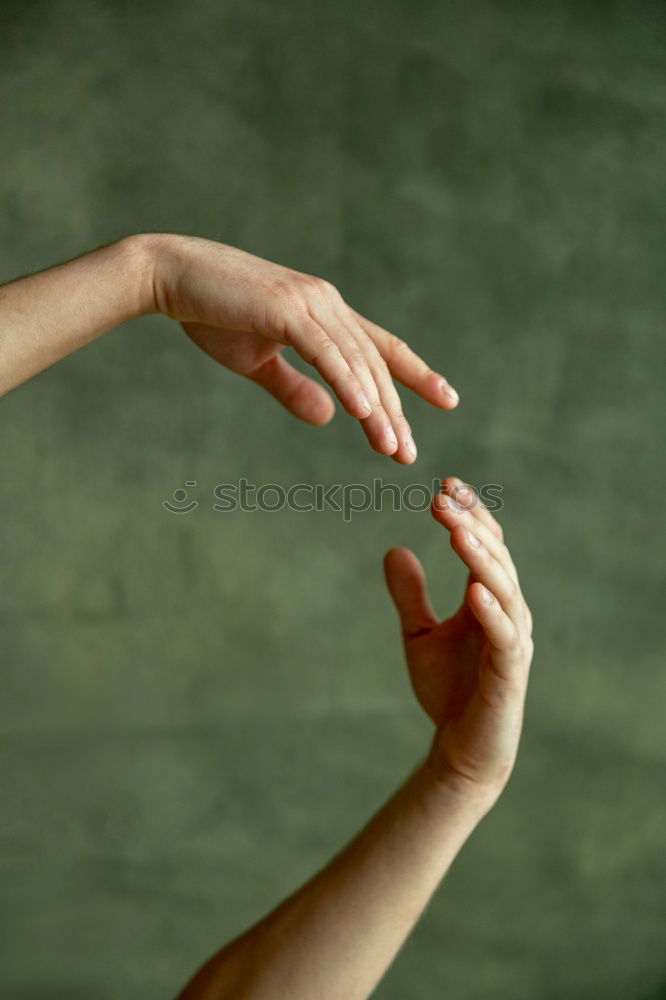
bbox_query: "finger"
[441,477,504,541]
[309,303,399,457]
[466,580,518,655]
[249,355,335,425]
[432,492,519,584]
[383,547,438,640]
[524,601,533,637]
[349,307,459,409]
[436,483,529,632]
[454,502,530,637]
[338,307,417,465]
[436,480,532,641]
[286,315,374,421]
[448,524,524,626]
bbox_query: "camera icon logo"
[162,481,199,514]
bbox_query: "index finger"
[348,307,460,409]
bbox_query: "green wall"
[1,1,664,997]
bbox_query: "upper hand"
[147,234,459,464]
[384,477,533,803]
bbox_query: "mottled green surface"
[1,1,665,997]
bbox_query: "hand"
[384,477,533,804]
[147,234,459,464]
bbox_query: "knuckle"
[320,277,340,298]
[507,630,522,653]
[299,272,320,288]
[311,340,340,368]
[272,278,301,308]
[370,352,398,388]
[455,524,471,547]
[525,606,534,635]
[302,273,340,298]
[476,537,490,557]
[375,351,393,376]
[388,334,409,358]
[346,349,367,370]
[521,637,535,661]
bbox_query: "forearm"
[0,235,156,396]
[177,760,491,1000]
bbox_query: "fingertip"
[439,378,460,407]
[438,476,467,502]
[468,580,495,612]
[431,490,464,527]
[373,441,399,458]
[368,423,400,456]
[383,545,418,586]
[318,404,336,425]
[440,477,479,514]
[384,545,411,567]
[391,445,417,465]
[421,372,460,409]
[303,393,336,425]
[433,375,460,408]
[345,389,373,419]
[385,417,417,464]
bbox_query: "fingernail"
[467,530,481,548]
[386,426,398,448]
[440,379,459,403]
[442,491,464,512]
[480,585,494,605]
[358,392,372,415]
[405,434,417,458]
[435,493,459,513]
[454,485,474,509]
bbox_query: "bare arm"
[178,764,488,1000]
[0,237,154,396]
[177,480,534,1000]
[0,234,459,462]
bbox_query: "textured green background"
[1,1,665,997]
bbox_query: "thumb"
[249,355,335,426]
[383,547,438,639]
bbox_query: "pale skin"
[2,240,532,996]
[176,480,533,1000]
[0,233,459,461]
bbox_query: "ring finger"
[449,523,523,624]
[312,300,402,457]
[432,492,519,584]
[335,306,417,464]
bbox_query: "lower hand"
[146,234,459,464]
[384,477,534,806]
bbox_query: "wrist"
[132,231,206,320]
[115,233,164,318]
[123,232,193,317]
[421,754,503,821]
